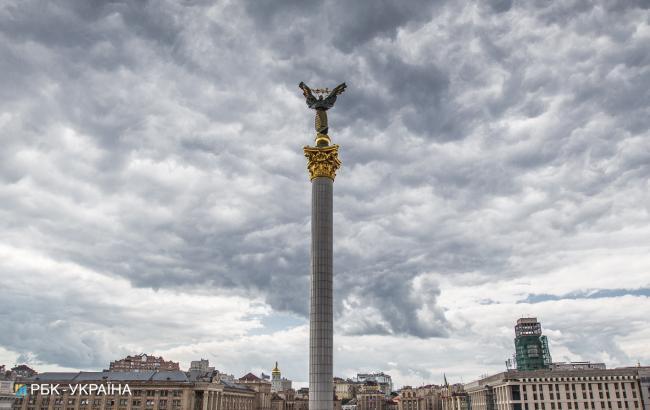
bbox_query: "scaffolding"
[514,318,552,371]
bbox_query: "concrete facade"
[12,371,256,410]
[464,368,649,410]
[399,386,443,410]
[310,176,334,410]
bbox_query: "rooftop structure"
[514,318,552,371]
[189,359,215,373]
[550,362,607,371]
[464,367,650,410]
[108,354,180,372]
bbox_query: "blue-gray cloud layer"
[1,0,649,371]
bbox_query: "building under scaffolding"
[513,317,552,371]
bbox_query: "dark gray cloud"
[1,0,649,375]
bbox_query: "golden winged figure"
[299,82,347,136]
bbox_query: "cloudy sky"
[1,0,649,388]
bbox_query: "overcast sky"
[1,0,649,388]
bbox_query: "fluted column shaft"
[309,176,333,410]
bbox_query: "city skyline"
[1,0,649,390]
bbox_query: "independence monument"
[299,81,346,410]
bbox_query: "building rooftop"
[239,372,261,382]
[31,371,190,383]
[465,367,646,391]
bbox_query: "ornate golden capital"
[303,144,342,181]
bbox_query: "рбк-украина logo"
[14,383,27,397]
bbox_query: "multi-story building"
[357,374,393,397]
[109,354,180,372]
[441,385,469,410]
[12,370,255,410]
[358,382,385,410]
[442,391,469,410]
[464,367,650,410]
[334,378,357,401]
[398,385,443,410]
[1,380,13,410]
[270,390,308,410]
[386,397,399,410]
[189,359,215,373]
[239,373,272,410]
[270,363,292,393]
[514,318,552,371]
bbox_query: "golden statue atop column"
[299,82,346,181]
[298,81,346,410]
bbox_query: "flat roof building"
[464,367,650,410]
[13,370,255,410]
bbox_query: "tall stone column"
[304,140,341,410]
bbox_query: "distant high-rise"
[514,317,552,371]
[189,358,215,373]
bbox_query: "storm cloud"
[1,0,649,385]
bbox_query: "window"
[172,391,182,398]
[159,400,167,408]
[146,400,154,407]
[160,391,168,397]
[67,399,75,405]
[147,391,156,397]
[119,399,128,406]
[133,400,142,406]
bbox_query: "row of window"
[25,390,183,399]
[526,383,633,392]
[523,391,636,400]
[521,376,635,383]
[17,403,183,410]
[524,400,641,410]
[15,399,183,408]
